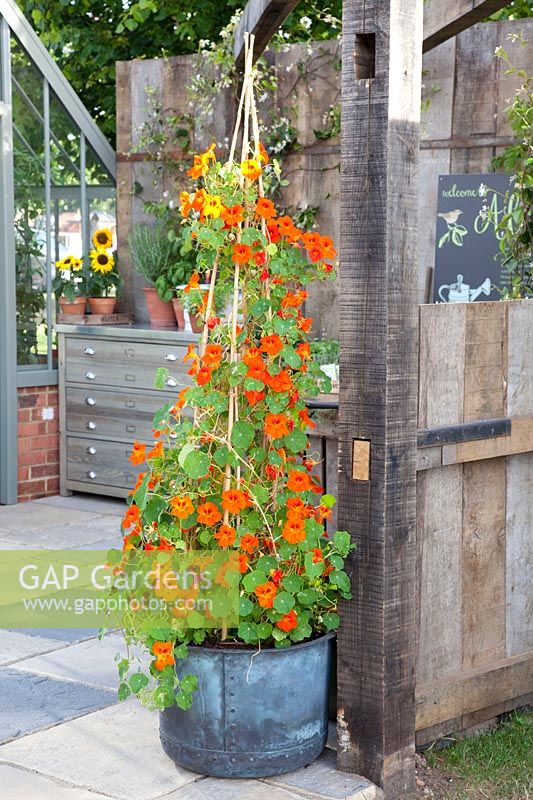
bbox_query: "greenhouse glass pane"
[11,34,48,368]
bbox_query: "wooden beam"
[423,0,512,53]
[336,1,422,797]
[234,0,513,69]
[234,0,300,68]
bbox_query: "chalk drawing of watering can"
[438,274,492,303]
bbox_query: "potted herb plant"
[110,37,351,780]
[130,223,180,328]
[152,234,198,329]
[53,254,87,315]
[87,228,121,315]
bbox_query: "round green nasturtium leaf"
[183,450,210,479]
[273,591,295,614]
[230,420,255,451]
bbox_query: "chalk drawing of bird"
[438,209,463,225]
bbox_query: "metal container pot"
[160,633,335,778]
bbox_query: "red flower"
[254,250,267,266]
[276,609,298,632]
[197,366,212,386]
[266,221,280,243]
[245,390,265,406]
[238,553,249,573]
[308,245,324,263]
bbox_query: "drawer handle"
[126,425,136,433]
[86,396,96,406]
[87,446,97,455]
[166,377,178,388]
[84,347,95,356]
[125,374,136,382]
[87,421,97,430]
[165,353,177,362]
[85,371,95,381]
[87,470,97,480]
[125,400,136,409]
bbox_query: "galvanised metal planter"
[159,633,335,778]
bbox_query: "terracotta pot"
[88,297,117,315]
[171,298,185,329]
[59,296,87,315]
[189,314,204,334]
[143,288,176,329]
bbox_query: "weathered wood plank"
[416,465,463,685]
[423,0,511,53]
[462,458,506,669]
[454,22,500,137]
[336,0,422,795]
[507,299,533,418]
[421,37,456,141]
[417,150,452,301]
[418,304,466,429]
[506,453,533,656]
[463,302,507,422]
[416,651,533,729]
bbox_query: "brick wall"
[17,385,60,502]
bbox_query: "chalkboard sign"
[433,173,512,304]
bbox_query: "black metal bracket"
[417,418,511,448]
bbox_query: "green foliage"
[129,222,195,299]
[489,1,533,21]
[490,36,533,299]
[18,1,342,145]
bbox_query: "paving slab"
[0,503,97,535]
[36,493,126,516]
[0,519,118,549]
[0,699,200,800]
[12,627,98,642]
[170,777,303,800]
[264,747,378,800]
[0,764,112,800]
[0,630,64,665]
[0,667,116,743]
[14,632,133,690]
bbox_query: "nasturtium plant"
[111,55,354,711]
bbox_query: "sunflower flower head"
[92,228,113,250]
[90,249,115,274]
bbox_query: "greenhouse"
[0,0,115,504]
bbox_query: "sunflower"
[90,249,114,273]
[70,257,83,271]
[92,228,113,250]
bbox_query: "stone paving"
[0,495,380,800]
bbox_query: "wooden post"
[337,1,422,797]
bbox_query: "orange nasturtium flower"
[197,502,222,526]
[179,191,194,217]
[258,142,270,165]
[147,441,164,459]
[239,533,259,554]
[221,204,244,227]
[264,413,289,439]
[152,641,175,671]
[170,496,194,520]
[245,389,265,406]
[129,441,146,465]
[214,524,236,548]
[187,143,216,179]
[255,198,277,220]
[308,245,324,263]
[254,580,277,608]
[241,158,262,181]
[311,547,324,563]
[122,503,140,529]
[232,243,253,264]
[221,489,251,514]
[238,553,249,574]
[196,366,212,386]
[282,518,306,544]
[202,344,222,368]
[267,370,293,394]
[298,407,316,429]
[260,333,283,357]
[184,273,200,294]
[276,610,298,632]
[287,470,313,492]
